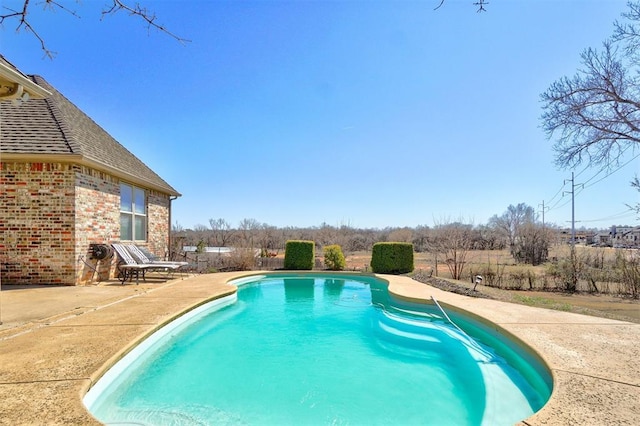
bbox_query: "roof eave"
[0,63,51,99]
[0,153,181,197]
[83,157,182,197]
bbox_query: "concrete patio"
[0,272,638,425]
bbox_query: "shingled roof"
[0,70,179,196]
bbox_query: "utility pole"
[538,200,547,228]
[563,172,583,292]
[564,172,577,245]
[571,171,576,245]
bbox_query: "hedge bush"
[284,240,315,270]
[323,244,346,271]
[370,242,414,274]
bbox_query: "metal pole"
[571,171,575,246]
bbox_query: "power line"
[548,182,580,211]
[542,147,637,226]
[546,181,567,205]
[578,165,606,186]
[549,194,572,211]
[582,152,640,189]
[574,162,593,179]
[546,151,637,213]
[578,208,636,223]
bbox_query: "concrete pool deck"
[0,272,637,425]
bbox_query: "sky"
[1,0,638,231]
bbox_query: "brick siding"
[1,162,76,284]
[147,191,171,258]
[1,161,172,285]
[74,166,120,283]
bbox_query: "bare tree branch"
[0,0,189,58]
[613,1,640,58]
[541,24,640,172]
[627,175,640,217]
[101,0,190,45]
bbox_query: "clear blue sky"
[2,0,638,230]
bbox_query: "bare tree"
[191,223,210,249]
[541,1,640,172]
[169,220,186,258]
[344,233,369,252]
[387,227,414,243]
[256,223,281,255]
[430,220,474,281]
[171,220,184,233]
[0,0,189,58]
[511,222,554,266]
[412,225,431,253]
[473,224,505,250]
[238,218,260,248]
[316,223,340,247]
[208,218,234,247]
[489,203,536,258]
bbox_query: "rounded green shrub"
[323,244,346,271]
[370,242,414,274]
[284,240,315,270]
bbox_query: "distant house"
[611,226,640,248]
[592,231,612,247]
[0,57,180,285]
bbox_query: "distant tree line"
[170,203,557,274]
[171,205,639,298]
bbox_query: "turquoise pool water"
[85,274,552,425]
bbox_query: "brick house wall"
[147,190,171,258]
[1,162,76,284]
[74,166,120,283]
[1,161,172,285]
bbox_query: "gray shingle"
[1,69,179,196]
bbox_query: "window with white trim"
[120,183,146,241]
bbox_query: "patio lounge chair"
[111,243,171,284]
[124,244,189,279]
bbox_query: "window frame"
[119,182,147,242]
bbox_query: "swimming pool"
[84,273,552,425]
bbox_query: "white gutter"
[0,61,51,100]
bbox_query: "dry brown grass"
[343,248,640,324]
